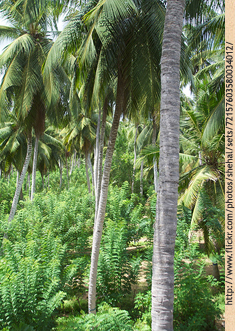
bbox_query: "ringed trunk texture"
[8,135,33,222]
[151,1,185,330]
[31,135,39,201]
[88,72,124,314]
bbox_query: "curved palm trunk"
[8,134,33,222]
[88,72,124,314]
[31,135,39,200]
[151,1,185,330]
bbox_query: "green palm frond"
[0,33,35,67]
[179,166,218,209]
[202,97,224,143]
[0,25,20,41]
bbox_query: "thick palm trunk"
[151,1,185,330]
[88,72,124,314]
[31,135,39,200]
[8,135,33,222]
[131,125,138,193]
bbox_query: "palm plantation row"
[0,0,224,330]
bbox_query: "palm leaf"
[202,97,224,143]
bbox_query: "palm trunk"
[28,173,31,197]
[42,173,44,190]
[95,99,108,221]
[94,108,101,200]
[8,135,32,222]
[152,117,158,192]
[88,71,124,314]
[131,124,138,193]
[31,135,39,201]
[140,161,144,196]
[47,172,50,190]
[59,159,63,189]
[17,171,24,201]
[70,151,76,176]
[66,155,69,189]
[88,151,94,195]
[85,151,91,194]
[151,1,185,330]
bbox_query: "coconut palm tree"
[0,0,69,218]
[151,2,185,329]
[151,0,224,329]
[44,0,165,314]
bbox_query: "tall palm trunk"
[151,1,185,330]
[8,134,33,222]
[88,151,95,195]
[66,155,69,189]
[28,173,31,197]
[88,71,124,314]
[85,151,91,194]
[152,117,158,192]
[95,99,108,221]
[140,160,144,196]
[31,135,39,200]
[131,124,138,193]
[94,108,101,200]
[59,158,63,189]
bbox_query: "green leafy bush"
[174,260,222,331]
[0,233,66,330]
[173,210,222,331]
[97,220,140,305]
[55,303,133,331]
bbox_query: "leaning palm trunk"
[8,134,33,222]
[151,1,185,330]
[31,135,39,200]
[95,100,108,221]
[88,72,124,314]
